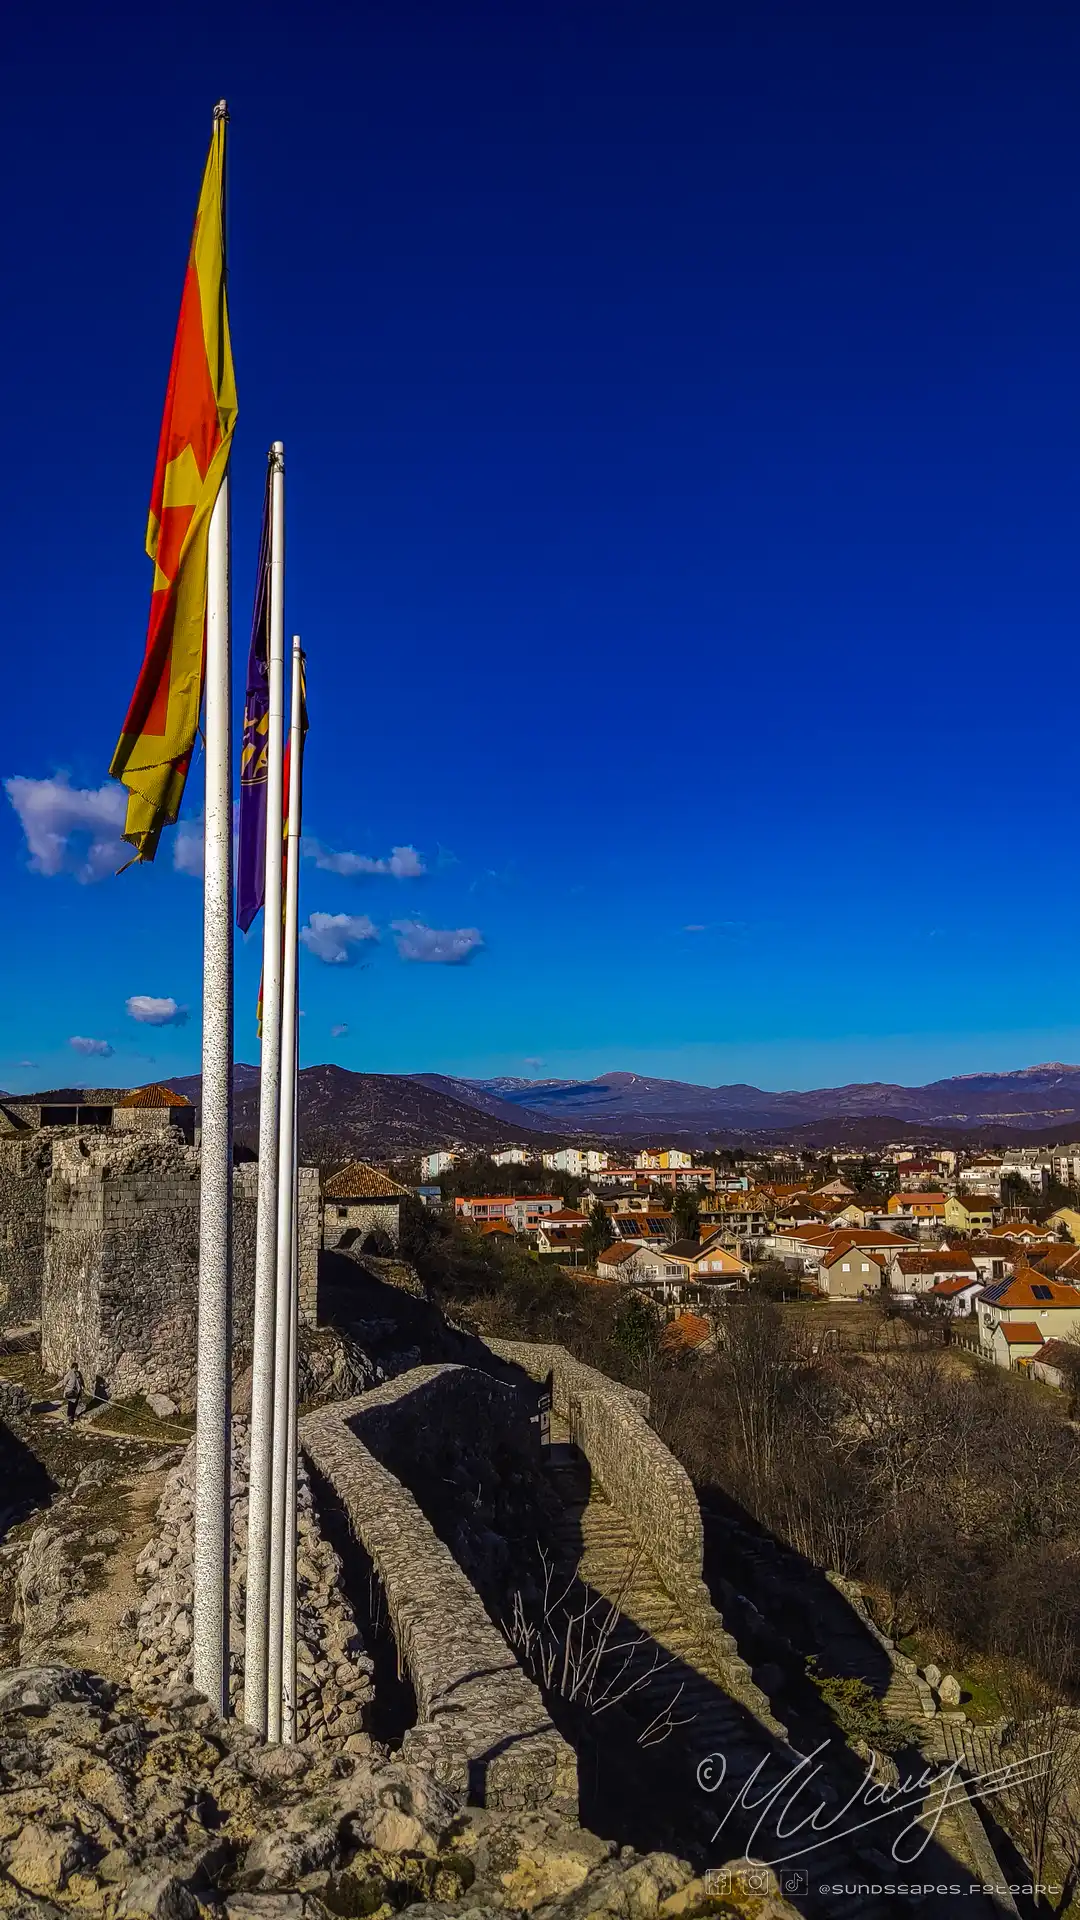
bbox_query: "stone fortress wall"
[37,1135,319,1402]
[301,1365,578,1813]
[0,1137,52,1328]
[481,1336,780,1731]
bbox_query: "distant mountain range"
[149,1059,1080,1158]
[407,1062,1080,1146]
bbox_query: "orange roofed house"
[976,1270,1080,1369]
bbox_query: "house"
[322,1161,410,1252]
[976,1270,1080,1364]
[896,1161,946,1190]
[605,1211,676,1245]
[985,1220,1055,1247]
[888,1248,979,1293]
[698,1198,772,1242]
[491,1146,532,1167]
[887,1192,947,1223]
[661,1312,712,1352]
[504,1195,568,1232]
[596,1244,639,1280]
[1030,1244,1080,1281]
[928,1275,984,1317]
[534,1211,589,1244]
[420,1150,456,1181]
[620,1239,746,1309]
[636,1148,693,1170]
[955,1238,1022,1284]
[816,1246,887,1299]
[535,1224,587,1262]
[943,1194,999,1235]
[991,1322,1045,1370]
[1048,1208,1080,1244]
[1030,1339,1079,1390]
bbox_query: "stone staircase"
[541,1429,931,1919]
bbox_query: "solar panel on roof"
[1032,1284,1053,1300]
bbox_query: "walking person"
[59,1360,83,1425]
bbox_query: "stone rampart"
[481,1337,778,1729]
[301,1370,577,1814]
[0,1138,52,1330]
[40,1137,319,1399]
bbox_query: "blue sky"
[3,0,1080,1096]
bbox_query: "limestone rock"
[145,1394,180,1419]
[6,1822,86,1895]
[923,1663,942,1689]
[937,1673,962,1706]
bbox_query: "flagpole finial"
[213,99,228,121]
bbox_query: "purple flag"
[236,464,272,933]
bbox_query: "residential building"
[1030,1340,1078,1390]
[1048,1208,1080,1244]
[542,1147,589,1177]
[999,1157,1052,1196]
[888,1248,979,1293]
[620,1239,748,1308]
[896,1161,946,1190]
[816,1246,887,1298]
[984,1221,1055,1246]
[976,1271,1080,1365]
[927,1276,984,1317]
[943,1194,998,1235]
[958,1159,1002,1193]
[535,1223,587,1261]
[887,1192,947,1223]
[990,1322,1046,1369]
[455,1192,562,1227]
[596,1244,639,1281]
[491,1146,532,1167]
[421,1150,456,1182]
[635,1148,693,1170]
[1051,1149,1080,1188]
[605,1211,676,1246]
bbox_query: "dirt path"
[48,1463,173,1685]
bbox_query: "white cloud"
[69,1036,114,1057]
[304,840,425,879]
[173,819,204,876]
[126,995,189,1028]
[683,924,706,933]
[5,774,127,882]
[330,1022,349,1038]
[299,912,379,965]
[392,921,484,966]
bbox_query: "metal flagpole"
[243,443,286,1735]
[282,1017,300,1743]
[268,634,303,1740]
[193,460,233,1714]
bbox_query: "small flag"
[109,110,238,862]
[237,465,272,933]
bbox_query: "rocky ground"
[130,1426,374,1748]
[0,1664,800,1920]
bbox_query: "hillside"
[166,1064,551,1165]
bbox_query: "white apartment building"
[999,1156,1051,1195]
[542,1147,609,1176]
[1052,1148,1080,1187]
[421,1149,457,1181]
[491,1146,532,1166]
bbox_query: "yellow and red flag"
[110,108,237,861]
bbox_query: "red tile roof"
[1001,1323,1044,1345]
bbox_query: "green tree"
[672,1185,703,1242]
[613,1293,663,1372]
[582,1206,614,1268]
